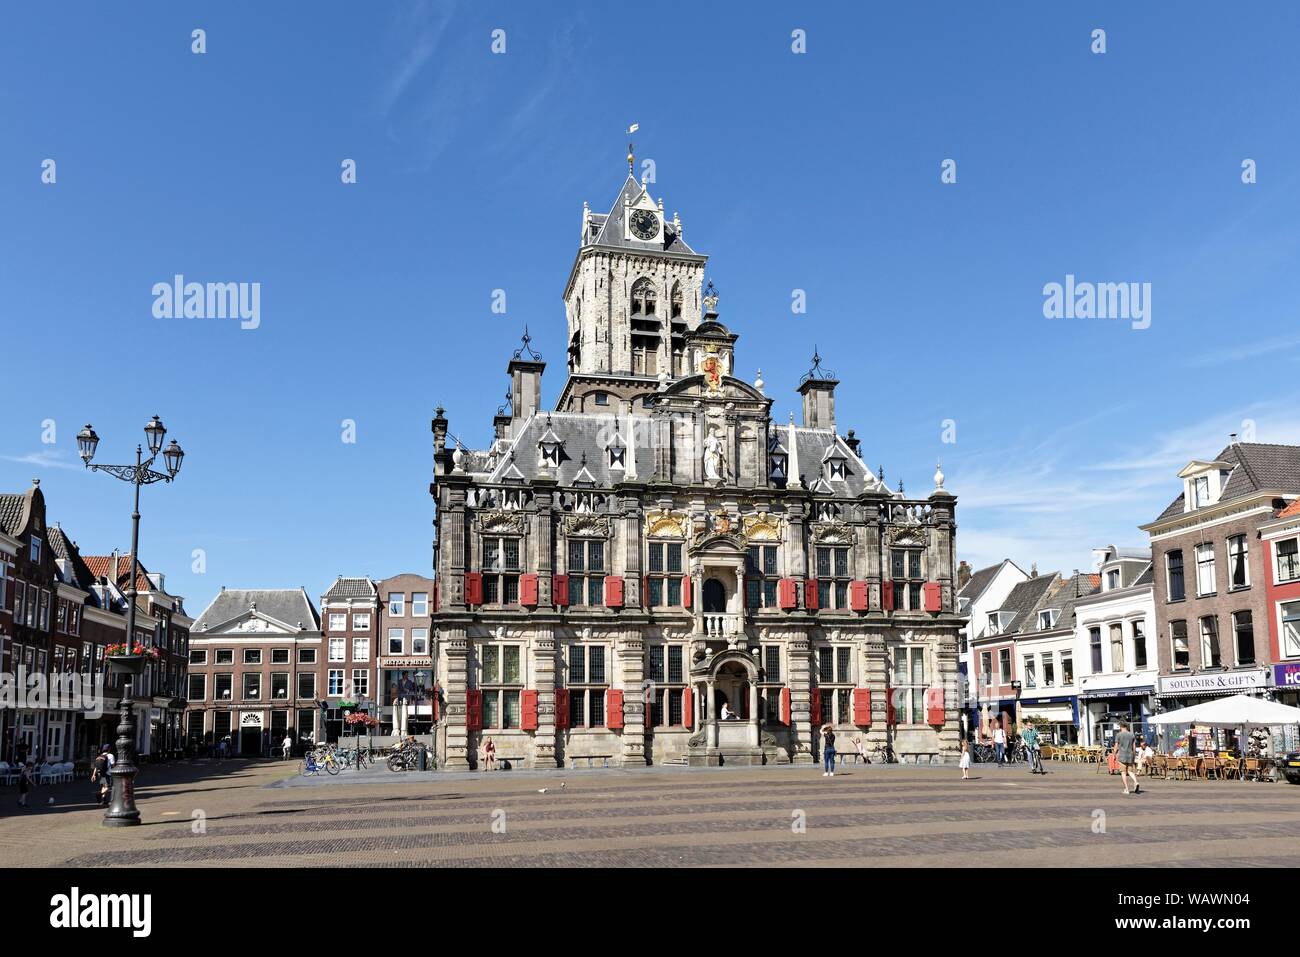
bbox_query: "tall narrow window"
[1109,622,1124,672]
[1166,550,1185,601]
[1089,627,1103,673]
[745,545,780,609]
[1133,619,1148,669]
[1277,539,1300,583]
[568,538,605,607]
[1199,616,1220,669]
[1170,620,1189,670]
[630,277,657,316]
[815,546,850,609]
[1195,543,1216,596]
[890,548,924,611]
[1232,611,1255,665]
[1282,601,1300,658]
[1227,535,1249,589]
[482,536,521,604]
[647,541,684,607]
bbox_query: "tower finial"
[626,123,639,175]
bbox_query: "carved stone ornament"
[810,521,854,545]
[563,514,610,537]
[644,507,688,539]
[742,511,783,542]
[885,524,927,547]
[476,510,526,534]
[710,508,733,535]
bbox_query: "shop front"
[379,656,436,736]
[1077,684,1155,747]
[1016,694,1079,744]
[1271,663,1300,753]
[1155,668,1269,752]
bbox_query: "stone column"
[441,624,470,770]
[935,634,961,764]
[529,624,558,768]
[616,630,646,767]
[787,629,814,763]
[865,630,890,751]
[748,679,759,748]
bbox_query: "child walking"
[959,740,971,780]
[17,761,36,808]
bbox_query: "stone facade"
[430,165,964,770]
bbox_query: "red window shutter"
[642,575,650,609]
[681,575,692,609]
[466,689,483,731]
[805,578,819,611]
[925,686,945,726]
[849,580,868,611]
[464,572,483,606]
[778,578,797,610]
[520,573,539,607]
[606,689,624,729]
[881,580,895,612]
[780,687,791,725]
[682,686,693,727]
[552,574,569,607]
[554,688,570,730]
[520,689,538,730]
[604,576,624,608]
[809,687,822,725]
[853,688,872,726]
[885,687,896,725]
[923,582,941,613]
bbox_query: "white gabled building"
[1072,546,1157,747]
[956,559,1029,709]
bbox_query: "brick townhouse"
[319,577,381,741]
[186,588,323,754]
[377,573,437,736]
[1258,499,1300,738]
[1140,441,1300,719]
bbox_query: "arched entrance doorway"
[687,648,767,766]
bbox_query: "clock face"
[629,209,659,241]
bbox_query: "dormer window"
[30,537,41,564]
[608,446,626,470]
[540,444,560,469]
[770,453,788,482]
[1037,609,1059,630]
[1193,475,1210,508]
[827,457,846,481]
[1106,569,1121,590]
[987,612,1005,636]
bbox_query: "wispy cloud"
[3,449,80,470]
[949,394,1300,575]
[1183,332,1300,369]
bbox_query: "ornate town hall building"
[430,157,962,769]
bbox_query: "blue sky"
[3,1,1300,617]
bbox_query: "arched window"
[631,278,656,316]
[670,281,683,320]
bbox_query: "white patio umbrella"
[1148,693,1300,726]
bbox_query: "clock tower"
[558,163,709,413]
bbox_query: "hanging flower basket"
[106,643,161,675]
[345,712,380,728]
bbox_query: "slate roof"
[589,176,698,256]
[47,525,97,591]
[1131,563,1154,587]
[193,587,320,633]
[478,413,880,495]
[0,492,28,535]
[1156,443,1300,521]
[986,574,1060,636]
[1015,572,1101,637]
[957,562,1007,602]
[322,577,377,601]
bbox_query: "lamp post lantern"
[80,416,184,827]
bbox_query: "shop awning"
[1149,693,1300,725]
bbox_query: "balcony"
[702,613,742,638]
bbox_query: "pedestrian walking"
[17,761,35,808]
[959,740,971,779]
[1114,721,1140,794]
[993,723,1006,766]
[821,724,836,777]
[91,745,112,807]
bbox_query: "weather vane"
[627,123,639,174]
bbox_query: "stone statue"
[703,426,725,481]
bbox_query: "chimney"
[796,348,838,430]
[957,560,972,589]
[844,429,861,457]
[507,327,545,439]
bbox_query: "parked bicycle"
[301,749,340,776]
[386,743,423,772]
[870,742,897,764]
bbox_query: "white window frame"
[1195,543,1216,597]
[388,593,405,617]
[1226,534,1250,590]
[411,628,428,655]
[388,628,404,655]
[1280,600,1300,660]
[328,637,345,662]
[352,637,370,662]
[1275,537,1300,584]
[327,670,345,696]
[328,613,346,632]
[352,612,371,631]
[411,593,428,616]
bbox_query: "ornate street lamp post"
[78,416,184,827]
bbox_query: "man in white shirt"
[993,725,1007,765]
[281,734,293,760]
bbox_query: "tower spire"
[626,122,639,175]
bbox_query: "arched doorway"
[703,578,726,613]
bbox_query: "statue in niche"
[703,425,726,481]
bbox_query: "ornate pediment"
[644,507,688,539]
[476,510,526,534]
[742,511,783,542]
[563,514,610,538]
[811,521,854,545]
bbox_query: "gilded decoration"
[885,524,928,547]
[742,511,783,542]
[810,521,854,545]
[645,507,688,539]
